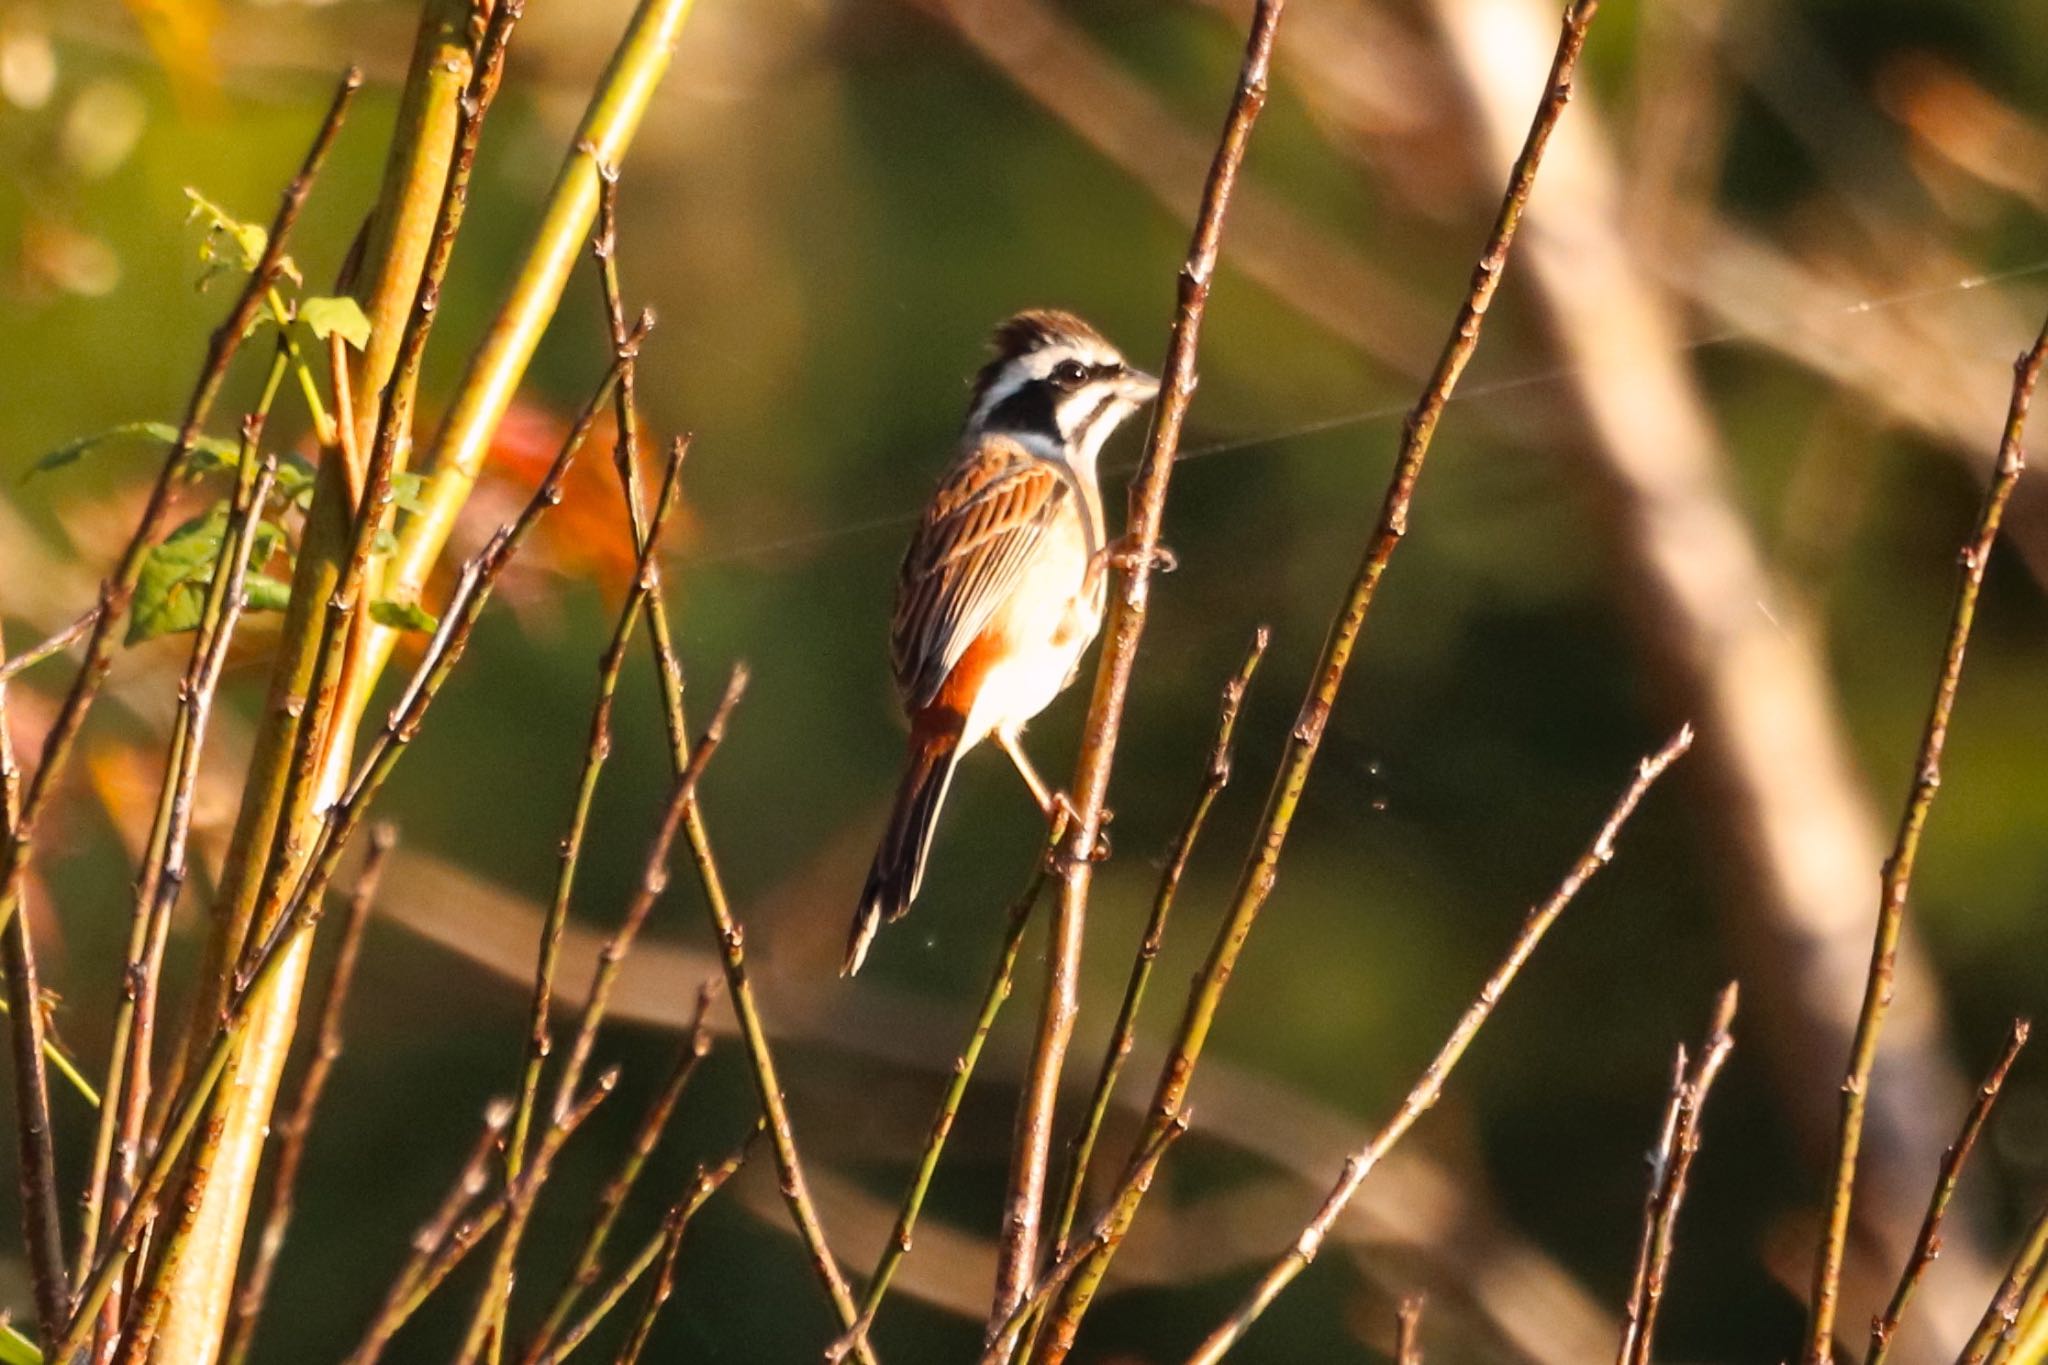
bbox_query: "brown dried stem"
[1182,726,1692,1365]
[1396,1296,1425,1365]
[0,606,102,685]
[1031,6,1603,1358]
[1867,1019,2030,1365]
[979,1117,1190,1365]
[994,0,1287,1324]
[1804,312,2048,1360]
[222,823,397,1365]
[1618,984,1740,1365]
[0,638,66,1346]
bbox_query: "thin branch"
[222,823,398,1365]
[1396,1296,1425,1365]
[505,433,686,1183]
[533,1128,759,1365]
[462,670,745,1360]
[979,1117,1190,1365]
[1046,629,1267,1267]
[86,371,289,1294]
[523,980,719,1363]
[995,0,1287,1325]
[344,1099,514,1365]
[1957,1209,2048,1365]
[0,636,66,1345]
[831,821,1067,1363]
[593,210,872,1353]
[0,606,103,684]
[1032,5,1605,1358]
[1618,984,1740,1365]
[1867,1019,2030,1365]
[1805,311,2048,1360]
[454,1070,623,1365]
[1180,726,1692,1365]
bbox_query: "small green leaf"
[390,471,429,515]
[300,295,371,350]
[0,1320,42,1364]
[30,422,239,478]
[128,504,229,644]
[183,188,298,288]
[370,599,439,633]
[126,509,290,643]
[242,573,294,614]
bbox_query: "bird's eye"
[1050,360,1089,389]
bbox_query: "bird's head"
[966,309,1159,467]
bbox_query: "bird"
[843,310,1160,976]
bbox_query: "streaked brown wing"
[892,440,1069,710]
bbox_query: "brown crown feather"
[969,309,1116,409]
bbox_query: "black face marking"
[985,380,1060,439]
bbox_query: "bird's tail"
[844,726,962,976]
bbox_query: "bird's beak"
[1120,368,1161,403]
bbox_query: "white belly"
[962,518,1103,748]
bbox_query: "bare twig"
[1182,726,1691,1365]
[1957,1210,2048,1365]
[1396,1296,1425,1365]
[0,606,103,684]
[1046,629,1267,1268]
[979,1117,1190,1365]
[533,1128,759,1365]
[505,434,686,1181]
[994,0,1287,1325]
[345,1099,514,1365]
[523,981,719,1362]
[831,822,1067,1363]
[1618,984,1740,1365]
[462,670,744,1359]
[0,635,66,1345]
[1867,1020,2030,1365]
[222,823,397,1365]
[1805,312,2048,1360]
[1033,6,1604,1359]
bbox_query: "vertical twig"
[994,0,1286,1322]
[460,669,743,1362]
[1045,629,1267,1269]
[0,628,67,1346]
[978,1118,1190,1365]
[592,191,874,1357]
[1180,727,1691,1365]
[830,822,1066,1363]
[1618,984,1740,1365]
[1395,1295,1425,1365]
[222,823,398,1365]
[1866,1019,2029,1365]
[1804,312,2048,1361]
[1032,7,1603,1358]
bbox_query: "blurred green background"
[3,0,2047,1359]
